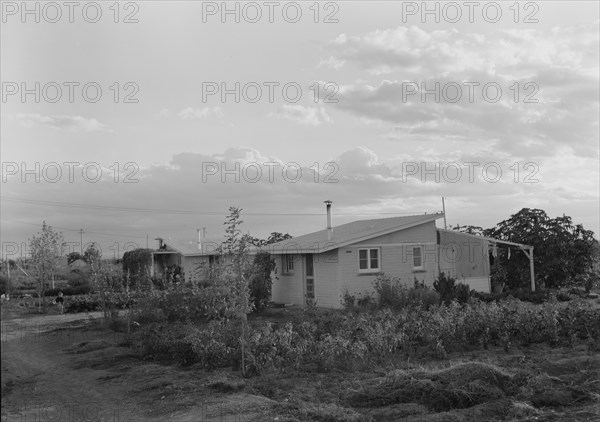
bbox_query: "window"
[358,248,380,272]
[413,246,423,270]
[285,255,295,273]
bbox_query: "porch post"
[529,247,535,292]
[150,253,154,277]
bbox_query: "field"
[2,296,600,422]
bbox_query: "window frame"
[284,254,295,273]
[358,247,381,273]
[412,245,424,270]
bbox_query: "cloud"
[327,22,599,77]
[8,114,107,132]
[318,70,598,159]
[317,55,346,70]
[3,146,598,253]
[268,105,332,126]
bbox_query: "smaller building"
[151,235,224,283]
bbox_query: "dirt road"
[1,312,145,422]
[1,312,276,422]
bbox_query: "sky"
[1,0,599,259]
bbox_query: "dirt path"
[1,313,276,422]
[1,312,145,422]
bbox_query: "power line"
[2,196,434,217]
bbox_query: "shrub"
[131,292,600,376]
[64,295,100,313]
[433,272,456,305]
[454,283,472,304]
[372,274,440,311]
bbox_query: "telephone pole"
[79,229,84,254]
[442,197,447,229]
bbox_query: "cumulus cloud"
[325,23,599,77]
[3,146,598,252]
[317,21,599,159]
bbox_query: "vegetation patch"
[349,362,519,412]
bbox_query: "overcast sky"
[1,1,599,259]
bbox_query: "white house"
[261,201,509,308]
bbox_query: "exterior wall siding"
[313,250,341,308]
[438,230,491,293]
[461,276,491,293]
[438,230,490,278]
[272,254,305,305]
[339,222,439,301]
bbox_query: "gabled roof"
[261,213,444,254]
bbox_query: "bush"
[454,283,472,304]
[131,293,600,376]
[64,295,100,313]
[433,272,456,305]
[372,274,438,310]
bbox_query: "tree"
[87,246,123,326]
[248,251,276,312]
[67,252,83,265]
[484,208,598,289]
[83,243,101,264]
[451,224,485,236]
[29,222,64,312]
[247,232,292,247]
[220,207,254,376]
[122,248,153,289]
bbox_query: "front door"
[305,254,315,304]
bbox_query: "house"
[260,201,533,308]
[151,232,224,283]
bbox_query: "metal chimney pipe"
[325,200,333,240]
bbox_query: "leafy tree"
[248,251,276,312]
[220,207,254,376]
[122,248,153,289]
[484,208,598,289]
[67,252,83,265]
[83,243,101,264]
[29,222,65,312]
[450,224,485,236]
[87,247,124,326]
[266,232,292,244]
[247,232,292,247]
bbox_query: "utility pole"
[146,234,149,248]
[442,197,448,229]
[6,259,11,295]
[79,229,84,254]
